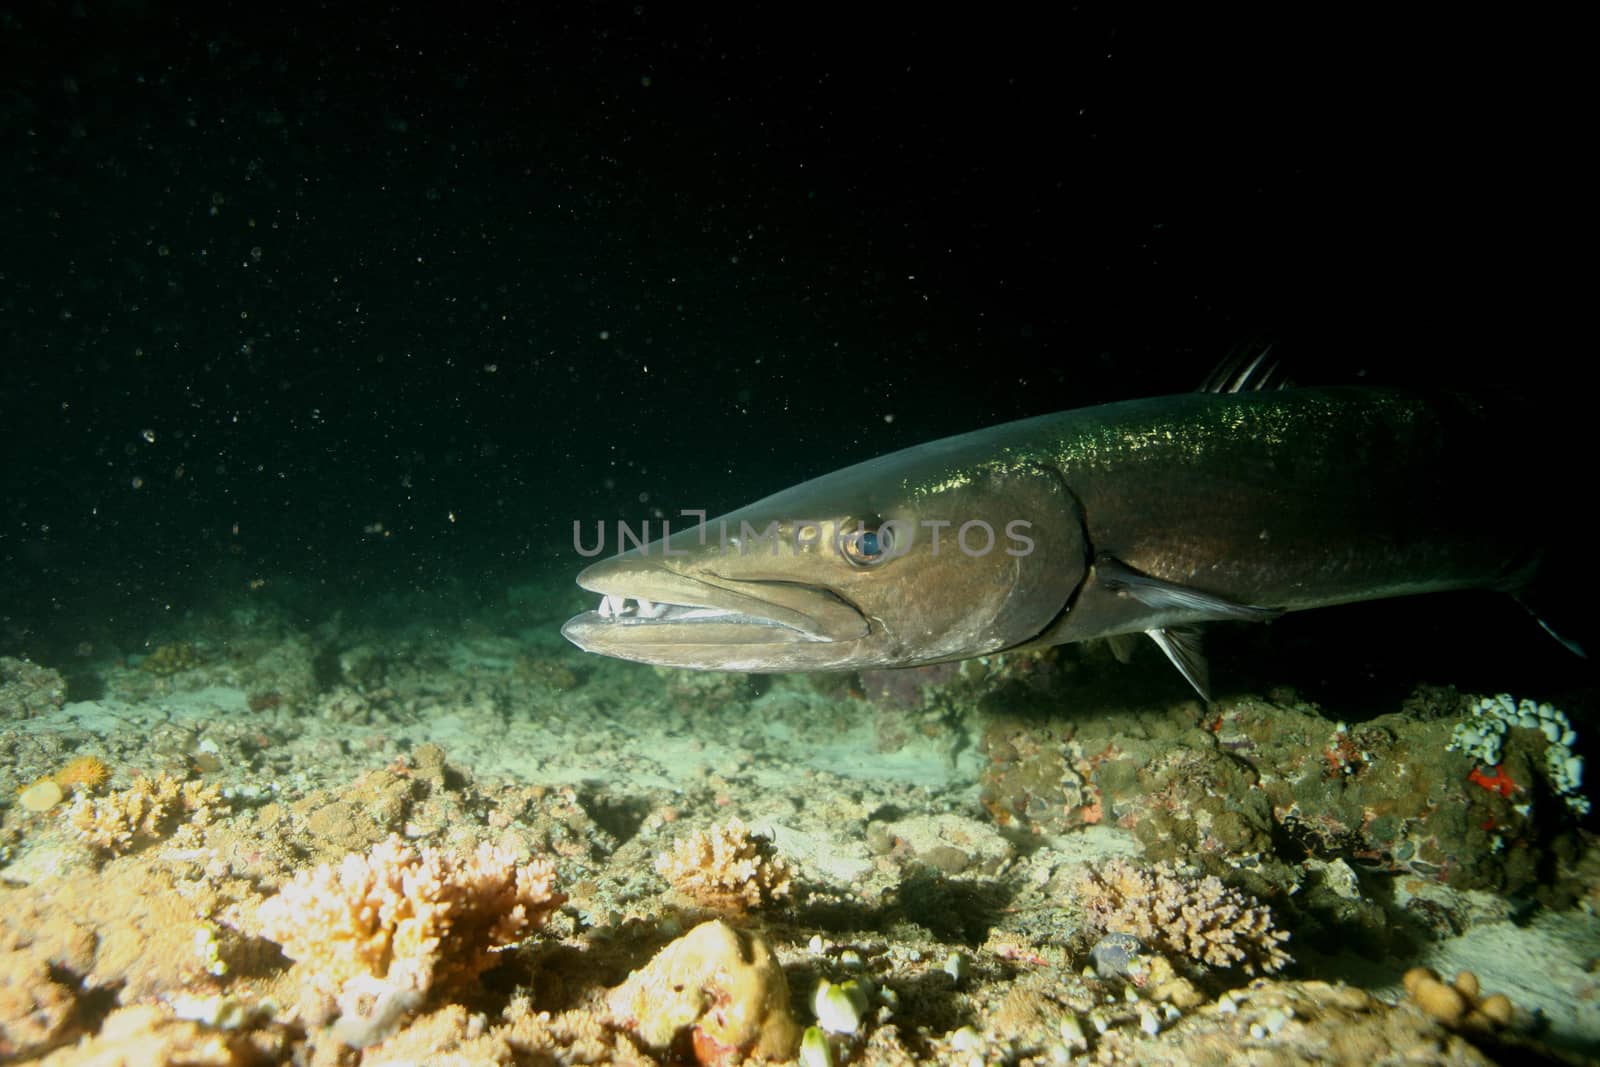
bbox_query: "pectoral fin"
[1094,555,1282,700]
[1095,555,1282,621]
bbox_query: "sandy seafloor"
[2,574,1598,1066]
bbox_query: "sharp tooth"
[597,595,613,618]
[638,597,665,618]
[603,594,630,617]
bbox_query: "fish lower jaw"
[583,595,823,637]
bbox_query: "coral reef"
[1,605,1593,1064]
[0,898,97,1059]
[1090,979,1504,1066]
[606,919,800,1066]
[1402,967,1515,1031]
[655,817,795,913]
[983,687,1587,900]
[1449,693,1589,815]
[66,771,223,853]
[138,641,205,676]
[34,1004,287,1066]
[351,998,635,1067]
[255,835,563,1045]
[0,855,243,1006]
[52,754,111,795]
[0,656,67,720]
[0,945,79,1058]
[979,716,1119,834]
[1076,858,1291,974]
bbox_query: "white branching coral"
[1075,858,1290,975]
[67,771,223,853]
[655,817,794,913]
[256,835,563,1045]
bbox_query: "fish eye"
[842,518,896,566]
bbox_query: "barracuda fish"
[562,382,1562,698]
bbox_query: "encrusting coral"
[1402,967,1514,1031]
[655,816,795,913]
[0,946,79,1059]
[66,771,223,853]
[138,640,204,675]
[606,919,800,1066]
[1075,857,1291,975]
[255,834,564,1047]
[28,1004,287,1066]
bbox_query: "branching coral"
[66,771,223,853]
[256,835,564,1045]
[1075,858,1290,975]
[655,817,794,913]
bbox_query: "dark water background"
[1,4,1586,694]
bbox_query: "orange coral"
[52,755,111,795]
[1467,764,1517,798]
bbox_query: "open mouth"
[588,592,808,631]
[560,559,869,655]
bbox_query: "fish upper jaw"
[560,557,872,668]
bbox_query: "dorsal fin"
[1199,342,1290,394]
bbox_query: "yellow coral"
[655,817,794,914]
[1403,967,1514,1030]
[66,772,222,853]
[52,755,111,795]
[17,779,62,812]
[1075,858,1290,974]
[606,919,800,1065]
[256,835,564,1043]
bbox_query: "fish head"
[562,447,1087,672]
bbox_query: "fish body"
[562,387,1552,696]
